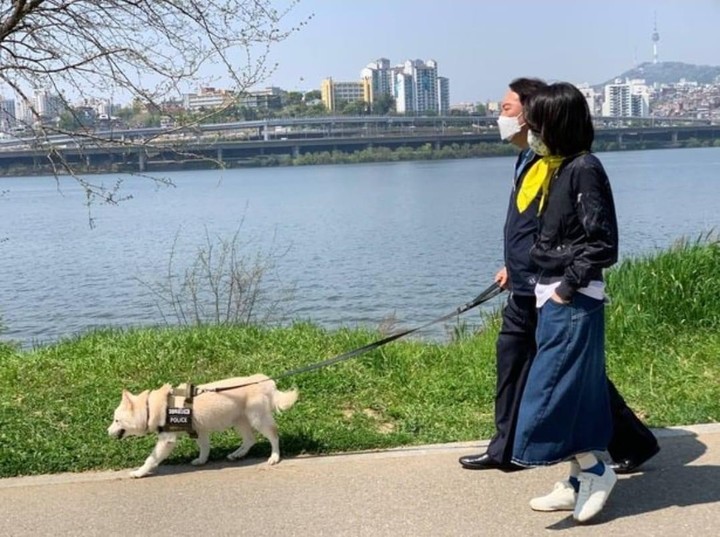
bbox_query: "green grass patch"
[1,240,719,478]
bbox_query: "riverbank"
[1,136,719,177]
[1,239,718,478]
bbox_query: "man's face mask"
[497,115,523,141]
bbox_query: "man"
[459,77,659,475]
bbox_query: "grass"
[1,239,719,478]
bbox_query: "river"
[0,147,718,347]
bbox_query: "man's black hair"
[508,77,548,105]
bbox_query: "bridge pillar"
[672,131,679,143]
[434,140,441,150]
[217,147,223,164]
[292,145,300,158]
[138,151,146,172]
[617,133,623,147]
[263,120,269,141]
[86,154,91,168]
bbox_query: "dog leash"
[192,282,505,396]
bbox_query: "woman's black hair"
[524,82,594,156]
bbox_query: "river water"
[0,147,718,347]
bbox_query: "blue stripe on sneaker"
[585,461,605,476]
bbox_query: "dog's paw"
[227,445,252,461]
[267,454,280,465]
[190,457,208,466]
[130,469,148,478]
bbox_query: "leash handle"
[458,281,504,314]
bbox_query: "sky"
[256,0,720,103]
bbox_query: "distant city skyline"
[257,0,720,102]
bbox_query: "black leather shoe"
[458,452,524,472]
[609,444,661,474]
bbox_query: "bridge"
[0,115,717,173]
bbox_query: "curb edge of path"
[2,422,718,490]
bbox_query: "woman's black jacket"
[530,152,619,301]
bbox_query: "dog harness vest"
[154,383,198,438]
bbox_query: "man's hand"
[495,266,509,289]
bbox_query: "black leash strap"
[196,282,504,395]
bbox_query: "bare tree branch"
[0,0,306,206]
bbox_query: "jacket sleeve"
[556,161,619,301]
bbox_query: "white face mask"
[497,115,523,141]
[527,130,550,156]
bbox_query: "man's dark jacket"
[503,149,541,296]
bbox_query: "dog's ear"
[122,390,135,408]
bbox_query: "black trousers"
[485,293,659,465]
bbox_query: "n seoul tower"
[652,13,660,64]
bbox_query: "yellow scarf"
[516,155,565,213]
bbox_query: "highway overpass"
[0,119,718,174]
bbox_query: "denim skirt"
[511,293,612,466]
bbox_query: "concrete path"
[1,424,719,537]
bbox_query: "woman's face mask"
[497,115,523,141]
[527,130,550,156]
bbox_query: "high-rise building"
[403,59,439,113]
[394,72,414,114]
[15,97,32,127]
[437,77,450,115]
[361,58,393,107]
[602,82,631,117]
[577,83,598,116]
[33,88,64,120]
[631,91,650,117]
[0,98,16,131]
[602,79,650,117]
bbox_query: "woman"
[511,82,620,523]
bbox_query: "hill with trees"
[602,61,720,86]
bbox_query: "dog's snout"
[109,428,126,439]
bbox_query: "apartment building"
[438,77,450,115]
[0,98,16,131]
[602,79,650,117]
[361,58,393,105]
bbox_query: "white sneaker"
[573,465,618,523]
[530,480,577,511]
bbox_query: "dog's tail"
[272,387,299,412]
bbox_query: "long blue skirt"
[511,293,612,466]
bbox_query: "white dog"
[107,374,298,478]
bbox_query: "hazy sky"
[260,0,720,102]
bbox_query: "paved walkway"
[1,424,719,536]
